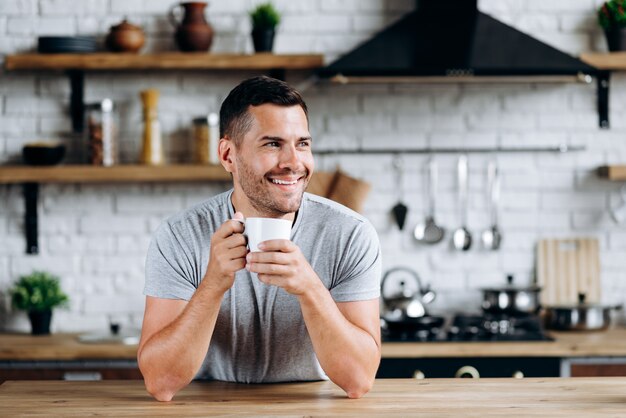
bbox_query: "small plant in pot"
[250,2,281,53]
[10,271,69,335]
[598,0,626,51]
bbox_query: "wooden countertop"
[0,333,137,361]
[1,378,625,416]
[381,328,626,358]
[3,328,626,361]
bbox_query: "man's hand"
[203,211,248,294]
[245,239,319,295]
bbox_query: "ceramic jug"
[169,2,214,52]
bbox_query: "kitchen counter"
[0,333,136,360]
[3,329,626,360]
[382,328,626,358]
[1,378,625,416]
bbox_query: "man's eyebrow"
[259,136,313,141]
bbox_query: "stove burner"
[382,312,553,342]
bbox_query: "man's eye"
[298,141,311,148]
[265,142,280,147]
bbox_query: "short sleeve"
[144,221,197,301]
[329,220,381,302]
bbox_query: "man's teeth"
[271,178,298,185]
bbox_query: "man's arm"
[138,215,247,402]
[246,240,380,399]
[299,291,380,398]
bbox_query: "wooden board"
[580,52,626,70]
[0,165,231,184]
[2,378,626,416]
[537,238,601,305]
[598,165,626,180]
[4,53,324,71]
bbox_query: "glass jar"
[192,112,219,165]
[85,98,118,166]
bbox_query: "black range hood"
[317,0,597,81]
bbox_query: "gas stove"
[382,313,553,343]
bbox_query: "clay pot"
[106,19,145,53]
[169,2,214,52]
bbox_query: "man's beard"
[235,155,309,217]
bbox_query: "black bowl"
[22,143,66,166]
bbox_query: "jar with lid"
[85,98,118,166]
[192,112,219,165]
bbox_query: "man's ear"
[219,137,235,173]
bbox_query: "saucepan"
[543,293,622,331]
[481,274,541,315]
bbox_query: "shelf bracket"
[598,71,610,129]
[23,182,39,255]
[68,70,84,133]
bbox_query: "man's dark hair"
[220,76,308,146]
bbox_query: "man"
[138,76,381,402]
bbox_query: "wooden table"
[1,378,625,417]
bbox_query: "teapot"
[106,19,145,53]
[381,267,436,320]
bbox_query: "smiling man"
[138,76,382,402]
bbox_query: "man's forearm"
[138,284,224,401]
[297,281,380,399]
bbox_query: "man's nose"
[278,144,300,169]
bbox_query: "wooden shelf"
[598,165,626,180]
[4,53,324,71]
[0,164,231,184]
[580,52,626,70]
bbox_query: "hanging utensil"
[481,161,502,250]
[452,155,472,251]
[414,157,445,244]
[391,155,408,230]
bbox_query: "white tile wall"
[1,0,625,332]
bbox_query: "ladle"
[452,155,472,251]
[481,161,502,250]
[414,157,445,244]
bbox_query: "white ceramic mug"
[243,217,292,252]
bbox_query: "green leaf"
[9,271,69,311]
[250,2,281,30]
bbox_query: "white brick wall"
[1,0,626,333]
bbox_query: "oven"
[377,357,562,379]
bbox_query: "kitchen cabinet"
[377,357,561,379]
[0,360,141,383]
[562,357,626,377]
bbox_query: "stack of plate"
[38,36,98,53]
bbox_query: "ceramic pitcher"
[169,2,214,52]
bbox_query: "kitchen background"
[1,0,625,333]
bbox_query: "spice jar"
[85,98,118,166]
[192,113,219,165]
[139,89,164,165]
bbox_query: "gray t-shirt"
[144,189,381,383]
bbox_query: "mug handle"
[168,3,182,28]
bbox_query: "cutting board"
[537,238,601,305]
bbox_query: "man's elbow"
[344,376,375,399]
[143,375,185,402]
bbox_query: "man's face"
[230,104,314,217]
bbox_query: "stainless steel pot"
[544,293,622,331]
[481,274,541,315]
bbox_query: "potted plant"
[249,2,281,53]
[598,0,626,51]
[10,271,69,335]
